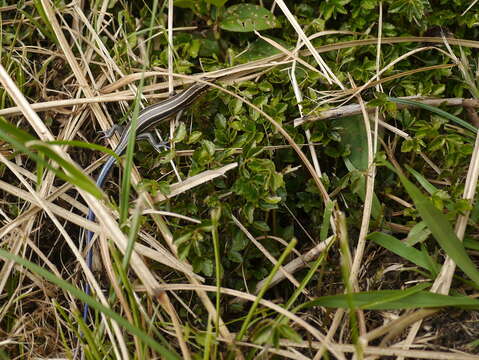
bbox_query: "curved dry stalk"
[323,63,455,99]
[140,210,201,223]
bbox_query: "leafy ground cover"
[0,0,479,359]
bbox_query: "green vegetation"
[1,0,479,358]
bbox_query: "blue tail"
[83,155,117,322]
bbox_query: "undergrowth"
[0,0,479,359]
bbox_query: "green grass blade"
[368,232,439,276]
[302,286,479,310]
[0,249,180,359]
[388,97,477,134]
[235,238,297,342]
[464,238,479,251]
[32,145,102,198]
[405,165,439,195]
[392,164,479,285]
[0,118,102,198]
[47,140,121,163]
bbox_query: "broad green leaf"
[388,97,477,134]
[172,122,187,143]
[302,286,479,310]
[405,221,431,246]
[333,116,368,171]
[237,38,288,62]
[220,4,280,32]
[394,166,479,285]
[368,232,439,275]
[334,115,382,219]
[187,131,202,144]
[0,249,180,359]
[173,0,195,9]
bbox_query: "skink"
[83,81,212,320]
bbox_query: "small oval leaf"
[220,4,280,32]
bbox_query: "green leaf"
[464,238,479,251]
[157,181,171,196]
[201,258,214,276]
[405,165,438,195]
[220,4,280,32]
[173,0,195,9]
[237,38,288,62]
[333,116,368,171]
[232,232,248,251]
[252,221,270,232]
[368,232,439,276]
[388,97,478,134]
[392,165,479,285]
[47,140,121,163]
[227,250,243,263]
[303,288,479,310]
[187,131,202,144]
[172,122,187,143]
[405,221,431,246]
[0,119,102,198]
[277,324,302,343]
[252,322,275,345]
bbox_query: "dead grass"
[0,1,478,359]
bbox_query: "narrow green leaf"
[388,97,477,134]
[395,167,479,285]
[32,144,102,197]
[464,238,479,251]
[303,287,479,310]
[405,165,438,195]
[368,232,439,275]
[48,140,121,162]
[320,200,334,242]
[0,119,102,198]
